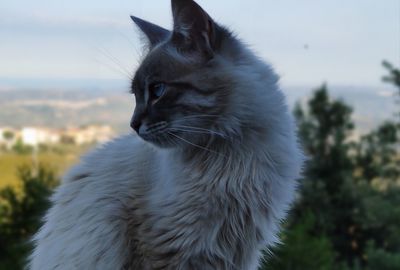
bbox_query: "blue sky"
[0,0,399,89]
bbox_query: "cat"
[29,0,304,269]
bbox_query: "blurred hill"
[0,87,133,134]
[0,84,396,136]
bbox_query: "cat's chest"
[123,152,272,269]
[128,178,266,270]
[132,164,267,250]
[147,155,268,222]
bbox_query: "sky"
[0,0,399,89]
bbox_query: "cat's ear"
[130,16,170,47]
[171,0,217,58]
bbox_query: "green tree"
[3,130,15,141]
[1,130,15,151]
[293,85,362,264]
[350,61,400,270]
[262,85,361,269]
[0,164,58,270]
[12,139,33,155]
[354,122,399,184]
[264,61,400,269]
[263,212,336,270]
[355,61,400,184]
[382,60,400,95]
[355,185,400,270]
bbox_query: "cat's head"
[130,0,280,149]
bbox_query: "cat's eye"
[149,83,166,98]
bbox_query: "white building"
[66,125,114,145]
[21,127,60,146]
[1,126,114,147]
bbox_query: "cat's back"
[29,135,154,270]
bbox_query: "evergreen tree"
[355,61,400,184]
[263,212,336,270]
[351,61,400,269]
[0,164,58,270]
[262,85,361,269]
[294,85,361,264]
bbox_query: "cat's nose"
[130,119,141,133]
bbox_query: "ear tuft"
[130,16,170,47]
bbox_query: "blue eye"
[150,83,166,98]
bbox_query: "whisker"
[171,125,226,138]
[97,47,133,77]
[92,58,133,81]
[99,47,131,72]
[167,131,225,157]
[171,119,215,125]
[166,133,178,148]
[114,29,141,60]
[174,114,221,121]
[169,127,215,135]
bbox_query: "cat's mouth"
[138,121,167,138]
[136,120,215,148]
[136,121,173,147]
[140,121,168,135]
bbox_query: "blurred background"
[0,0,399,269]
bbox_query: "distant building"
[0,125,115,147]
[66,125,114,145]
[21,127,60,146]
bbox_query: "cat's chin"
[147,140,176,149]
[138,134,177,149]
